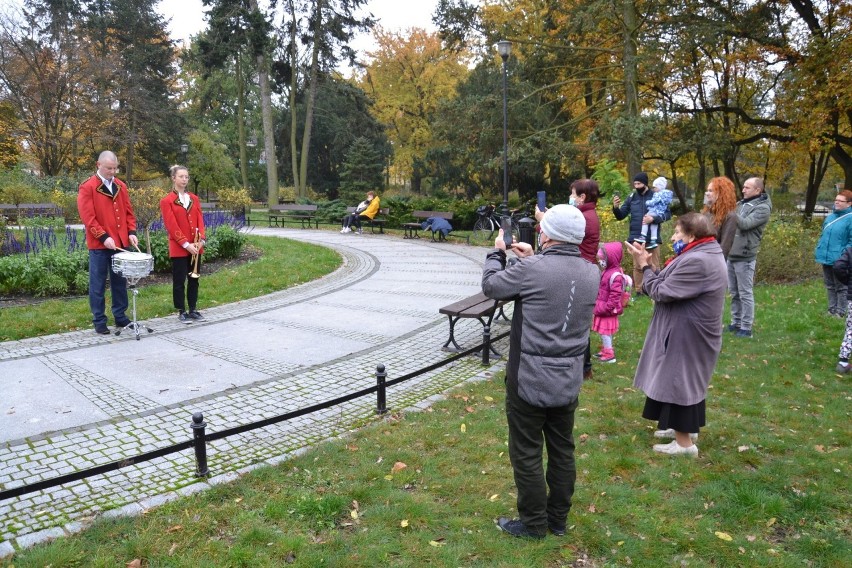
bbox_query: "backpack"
[609,271,633,310]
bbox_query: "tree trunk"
[125,110,136,183]
[831,145,852,188]
[298,0,325,199]
[622,0,641,177]
[250,0,279,207]
[236,55,250,192]
[288,0,300,194]
[804,150,831,219]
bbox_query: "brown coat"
[633,240,727,406]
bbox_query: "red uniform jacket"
[77,174,137,250]
[160,190,206,258]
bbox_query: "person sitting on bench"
[341,191,380,234]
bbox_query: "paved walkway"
[0,227,512,556]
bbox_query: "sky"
[157,0,441,57]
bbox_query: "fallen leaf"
[579,433,589,443]
[738,445,750,452]
[429,538,446,547]
[746,535,756,542]
[384,475,394,480]
[166,525,183,533]
[346,444,359,451]
[391,461,407,474]
[234,497,243,504]
[168,543,178,556]
[766,517,776,527]
[588,503,596,513]
[460,423,467,433]
[465,406,475,413]
[401,519,409,527]
[127,560,142,568]
[484,396,494,402]
[814,445,825,453]
[350,509,358,519]
[285,551,296,563]
[489,494,499,502]
[738,547,746,554]
[715,531,733,541]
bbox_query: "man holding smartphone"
[483,205,599,539]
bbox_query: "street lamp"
[180,143,188,165]
[497,39,512,216]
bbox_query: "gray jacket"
[633,240,728,406]
[482,244,599,408]
[728,192,771,262]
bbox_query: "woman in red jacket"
[160,165,206,323]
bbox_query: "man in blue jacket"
[612,172,672,294]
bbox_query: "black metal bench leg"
[441,316,465,352]
[477,316,503,357]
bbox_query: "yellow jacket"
[361,196,380,219]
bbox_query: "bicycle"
[469,204,529,247]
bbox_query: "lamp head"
[497,39,512,61]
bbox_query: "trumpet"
[189,228,201,279]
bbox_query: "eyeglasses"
[835,199,848,203]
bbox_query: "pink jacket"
[594,241,625,317]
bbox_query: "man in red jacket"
[77,151,139,335]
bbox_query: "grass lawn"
[0,235,341,341]
[2,278,848,566]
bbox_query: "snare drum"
[112,251,154,279]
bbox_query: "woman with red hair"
[702,176,738,259]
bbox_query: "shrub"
[217,186,252,215]
[208,224,245,259]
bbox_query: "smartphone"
[501,218,513,248]
[537,190,547,212]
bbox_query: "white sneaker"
[340,227,350,233]
[654,429,698,441]
[653,440,698,456]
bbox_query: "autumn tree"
[361,27,469,193]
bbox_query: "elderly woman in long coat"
[625,213,727,456]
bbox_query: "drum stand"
[115,277,154,341]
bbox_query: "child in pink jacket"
[593,242,629,363]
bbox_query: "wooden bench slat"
[268,204,318,228]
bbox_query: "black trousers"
[171,256,200,312]
[505,383,578,533]
[342,214,370,229]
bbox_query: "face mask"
[703,194,712,206]
[597,259,607,270]
[568,197,576,206]
[673,239,687,255]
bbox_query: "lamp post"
[180,143,188,165]
[497,40,512,217]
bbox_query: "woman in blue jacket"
[815,189,852,316]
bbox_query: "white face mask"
[598,259,607,270]
[568,197,576,206]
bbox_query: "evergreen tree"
[339,137,383,201]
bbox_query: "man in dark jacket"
[482,204,599,539]
[727,177,772,338]
[613,172,671,293]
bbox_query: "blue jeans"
[727,259,756,331]
[88,249,128,327]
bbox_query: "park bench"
[344,206,390,234]
[0,203,62,223]
[402,210,453,241]
[438,291,511,354]
[268,204,318,228]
